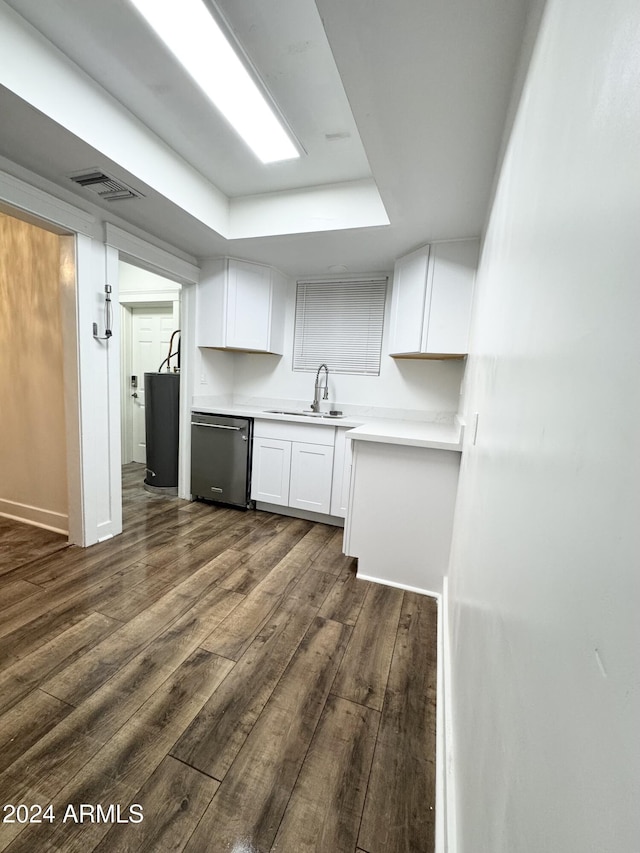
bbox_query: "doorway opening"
[0,206,80,542]
[118,261,182,501]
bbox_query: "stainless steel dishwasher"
[190,412,253,508]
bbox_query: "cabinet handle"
[190,422,242,431]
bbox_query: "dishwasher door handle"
[190,422,242,431]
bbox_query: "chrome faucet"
[310,363,329,413]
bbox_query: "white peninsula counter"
[343,419,463,596]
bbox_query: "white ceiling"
[0,0,531,276]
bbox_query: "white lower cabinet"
[344,438,461,594]
[289,442,334,514]
[330,427,353,518]
[251,437,291,506]
[251,419,337,518]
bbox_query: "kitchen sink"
[263,409,344,419]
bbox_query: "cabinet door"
[388,246,430,354]
[196,258,226,347]
[425,240,478,354]
[289,442,334,515]
[251,437,291,505]
[226,260,272,351]
[330,428,353,518]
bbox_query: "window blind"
[293,278,387,375]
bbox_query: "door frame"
[1,169,199,544]
[0,193,86,544]
[106,224,199,502]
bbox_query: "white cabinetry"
[344,438,461,594]
[197,257,286,353]
[290,442,334,514]
[330,427,353,518]
[388,239,479,357]
[251,420,335,516]
[251,437,291,506]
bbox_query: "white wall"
[119,261,182,296]
[196,348,236,402]
[200,276,465,418]
[448,1,640,851]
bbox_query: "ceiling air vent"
[67,169,143,201]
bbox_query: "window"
[293,278,387,375]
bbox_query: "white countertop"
[191,403,366,428]
[191,403,464,451]
[345,419,463,450]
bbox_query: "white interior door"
[130,306,175,463]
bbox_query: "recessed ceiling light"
[128,0,300,164]
[328,264,349,273]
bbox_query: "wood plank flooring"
[0,464,437,852]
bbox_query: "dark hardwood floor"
[0,464,437,852]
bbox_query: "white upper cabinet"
[388,239,479,358]
[197,257,286,353]
[388,246,431,354]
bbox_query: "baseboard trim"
[354,571,454,850]
[355,571,441,598]
[439,576,458,853]
[255,502,344,527]
[0,498,68,535]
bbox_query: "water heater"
[143,372,180,495]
